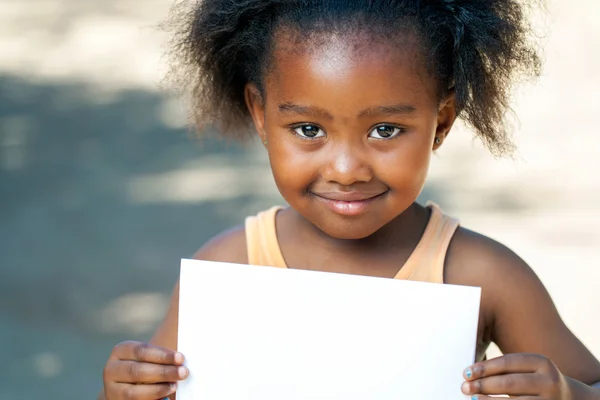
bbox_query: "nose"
[320,142,373,186]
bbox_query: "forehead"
[265,29,439,109]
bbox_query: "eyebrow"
[358,104,417,118]
[278,102,417,119]
[278,103,333,119]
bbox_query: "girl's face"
[246,32,456,240]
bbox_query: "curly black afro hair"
[163,0,542,156]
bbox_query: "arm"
[152,226,249,400]
[488,249,600,386]
[489,247,600,396]
[98,226,248,400]
[447,228,600,398]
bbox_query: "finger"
[106,360,189,384]
[111,382,177,400]
[464,353,548,380]
[470,396,539,400]
[112,341,185,365]
[462,373,545,396]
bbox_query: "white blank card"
[177,259,480,400]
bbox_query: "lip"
[311,191,388,216]
[313,191,385,202]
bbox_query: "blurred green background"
[1,0,599,398]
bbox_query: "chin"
[312,216,384,240]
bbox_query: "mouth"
[310,190,388,216]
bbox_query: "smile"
[310,191,388,216]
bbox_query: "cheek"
[375,135,433,192]
[267,137,317,191]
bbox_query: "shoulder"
[193,224,248,264]
[445,226,540,289]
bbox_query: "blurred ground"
[0,0,598,398]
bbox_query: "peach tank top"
[244,202,460,284]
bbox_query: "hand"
[103,341,189,400]
[461,353,573,399]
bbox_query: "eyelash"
[290,124,326,140]
[369,125,406,140]
[289,124,406,140]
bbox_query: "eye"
[368,125,404,140]
[292,124,326,139]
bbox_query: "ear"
[433,92,457,150]
[244,83,267,144]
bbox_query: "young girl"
[100,0,600,399]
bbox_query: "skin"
[99,30,600,400]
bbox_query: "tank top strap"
[395,202,460,284]
[244,206,287,268]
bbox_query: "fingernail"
[465,368,473,379]
[461,382,470,394]
[175,352,185,364]
[471,396,478,400]
[178,366,188,379]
